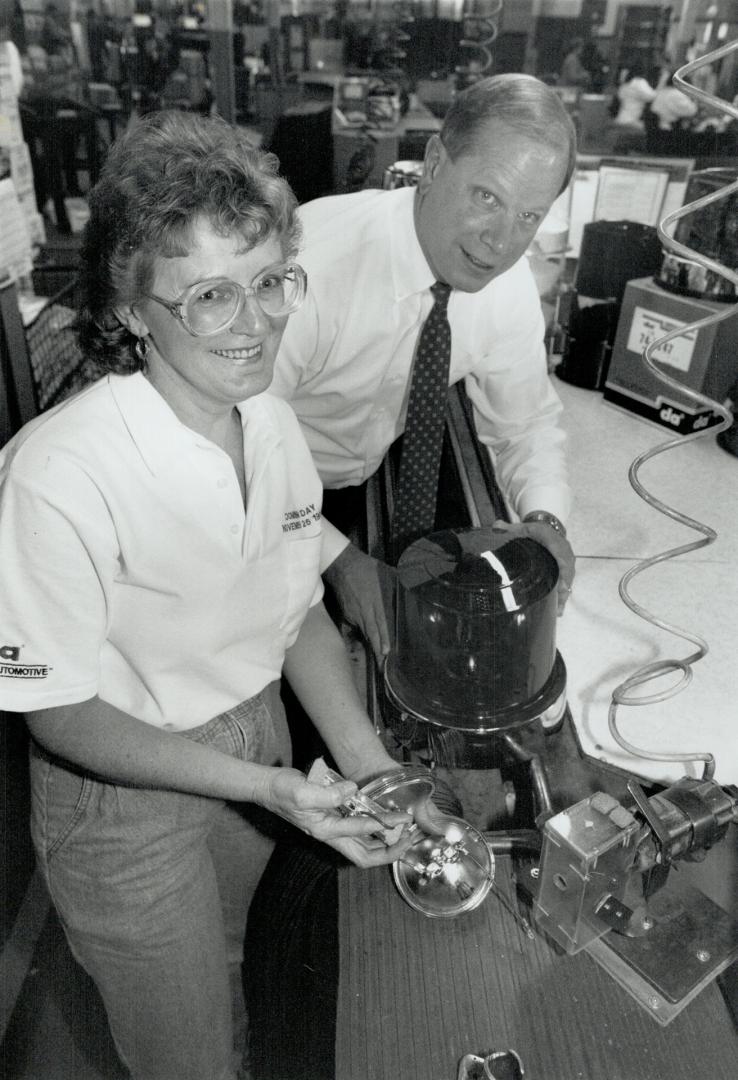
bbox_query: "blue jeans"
[29,683,292,1080]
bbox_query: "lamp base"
[384,650,567,735]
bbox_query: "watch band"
[523,510,567,538]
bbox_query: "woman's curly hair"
[78,109,301,374]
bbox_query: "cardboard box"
[605,276,738,434]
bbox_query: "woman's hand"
[322,544,397,663]
[258,766,413,868]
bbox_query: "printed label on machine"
[626,306,697,372]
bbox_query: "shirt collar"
[108,372,280,475]
[389,187,436,302]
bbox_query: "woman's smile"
[210,344,264,362]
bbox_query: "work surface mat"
[336,857,738,1080]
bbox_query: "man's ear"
[113,303,149,339]
[417,134,446,194]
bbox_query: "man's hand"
[492,519,575,614]
[322,543,397,663]
[259,767,413,868]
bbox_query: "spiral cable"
[607,39,738,780]
[456,1,503,85]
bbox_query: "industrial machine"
[533,777,738,1023]
[346,374,738,1024]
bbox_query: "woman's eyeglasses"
[145,261,307,337]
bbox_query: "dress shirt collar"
[389,187,437,302]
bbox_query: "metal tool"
[458,1049,525,1079]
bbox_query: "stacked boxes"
[0,42,24,148]
[9,141,45,246]
[0,41,45,258]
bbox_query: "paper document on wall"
[567,169,599,258]
[594,165,670,227]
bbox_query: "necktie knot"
[431,281,451,310]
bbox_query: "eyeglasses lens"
[186,281,241,335]
[255,265,300,316]
[185,266,301,334]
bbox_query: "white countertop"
[554,376,738,786]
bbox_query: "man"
[271,74,577,660]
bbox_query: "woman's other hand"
[322,544,397,664]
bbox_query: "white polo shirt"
[0,373,324,729]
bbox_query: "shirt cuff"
[516,486,571,528]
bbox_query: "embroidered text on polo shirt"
[282,503,321,533]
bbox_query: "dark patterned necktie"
[390,281,452,564]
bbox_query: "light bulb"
[359,766,495,917]
[393,814,494,917]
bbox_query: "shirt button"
[230,524,239,534]
[217,477,228,489]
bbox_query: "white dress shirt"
[0,374,324,728]
[272,186,570,564]
[650,86,698,130]
[615,77,656,128]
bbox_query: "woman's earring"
[135,337,150,363]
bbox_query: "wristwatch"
[523,510,567,538]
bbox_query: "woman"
[0,111,409,1080]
